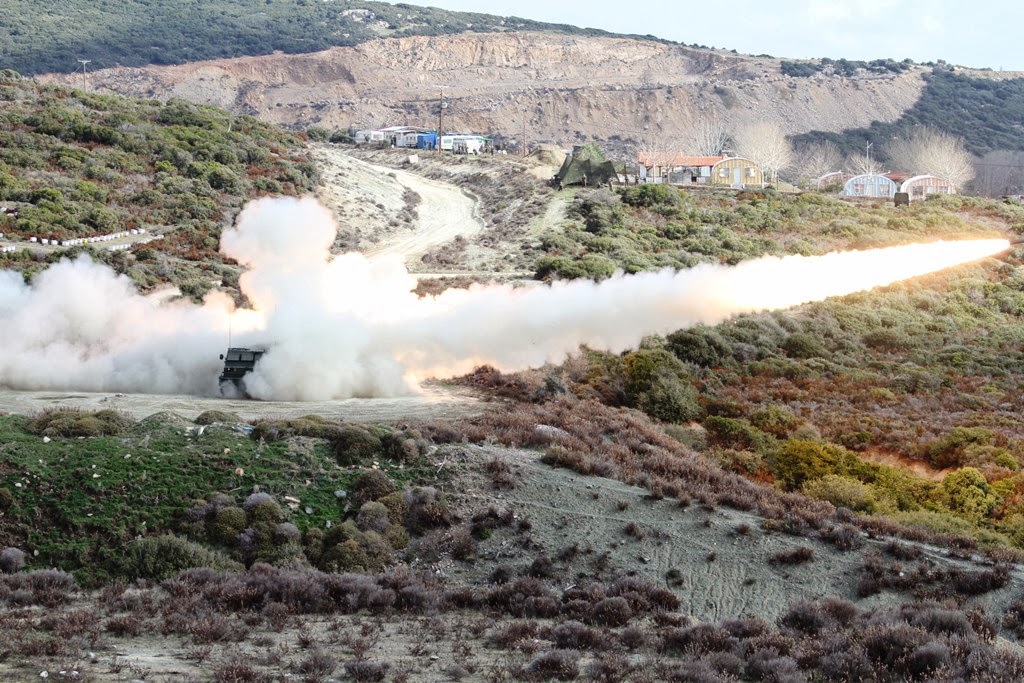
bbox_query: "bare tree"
[846,150,882,176]
[970,150,1024,197]
[681,114,731,156]
[790,140,842,186]
[885,128,975,192]
[733,121,793,184]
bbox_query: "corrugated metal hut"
[843,174,898,198]
[900,175,953,200]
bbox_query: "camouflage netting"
[554,143,617,187]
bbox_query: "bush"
[27,407,135,437]
[209,506,247,545]
[344,660,389,682]
[666,326,733,368]
[356,502,391,533]
[195,410,241,425]
[351,470,397,507]
[802,475,879,513]
[782,332,827,359]
[0,547,26,573]
[330,425,383,465]
[770,440,857,491]
[589,596,633,627]
[941,467,996,520]
[403,487,451,534]
[122,534,242,581]
[243,492,283,523]
[523,649,580,681]
[768,546,814,566]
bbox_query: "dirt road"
[311,144,484,268]
[0,384,484,422]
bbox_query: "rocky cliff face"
[42,32,927,151]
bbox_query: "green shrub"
[243,492,283,524]
[121,534,242,581]
[782,333,827,359]
[704,416,774,454]
[0,487,13,510]
[351,470,397,507]
[331,425,383,465]
[27,408,135,437]
[618,184,680,214]
[194,410,242,426]
[356,501,391,533]
[623,348,703,422]
[802,475,881,513]
[770,439,858,491]
[319,521,393,572]
[749,404,802,439]
[666,327,733,368]
[941,468,996,521]
[926,427,999,469]
[209,506,247,545]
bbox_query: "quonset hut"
[843,173,898,198]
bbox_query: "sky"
[391,0,1024,71]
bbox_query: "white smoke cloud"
[0,196,1008,400]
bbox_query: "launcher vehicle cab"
[218,347,265,397]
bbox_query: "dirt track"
[311,144,484,268]
[0,384,485,422]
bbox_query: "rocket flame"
[0,196,1010,400]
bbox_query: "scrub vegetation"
[6,70,1024,680]
[0,0,663,76]
[0,72,316,294]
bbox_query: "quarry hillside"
[42,31,937,150]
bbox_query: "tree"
[846,149,883,176]
[885,127,975,192]
[967,149,1024,197]
[790,140,841,186]
[682,114,731,156]
[733,121,792,185]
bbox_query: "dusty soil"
[313,144,562,278]
[312,144,483,266]
[0,383,484,423]
[41,32,931,152]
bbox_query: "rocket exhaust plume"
[0,196,1011,400]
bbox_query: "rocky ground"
[40,32,931,153]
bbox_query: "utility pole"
[866,141,873,174]
[77,59,91,84]
[436,88,446,155]
[522,112,527,158]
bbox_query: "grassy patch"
[0,412,430,585]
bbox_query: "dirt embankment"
[42,32,927,148]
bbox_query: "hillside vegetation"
[797,70,1024,158]
[0,0,643,76]
[0,72,316,294]
[510,184,1024,550]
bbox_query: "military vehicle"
[218,347,265,397]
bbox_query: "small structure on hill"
[900,175,954,200]
[814,171,852,190]
[842,173,898,198]
[636,152,763,188]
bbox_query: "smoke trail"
[0,196,1009,399]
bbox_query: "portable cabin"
[416,133,439,150]
[354,129,386,144]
